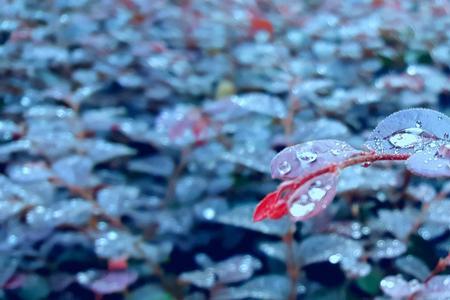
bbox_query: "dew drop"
[330,149,341,156]
[404,127,424,135]
[278,161,292,175]
[289,202,315,217]
[438,144,450,159]
[329,254,342,264]
[361,162,372,168]
[388,128,423,149]
[415,121,422,128]
[308,187,326,202]
[296,151,318,163]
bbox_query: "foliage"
[1,0,450,299]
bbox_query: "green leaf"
[127,284,175,300]
[355,268,384,296]
[308,285,346,300]
[16,275,50,300]
[408,234,439,269]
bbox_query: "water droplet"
[278,161,292,175]
[388,128,424,149]
[329,254,342,264]
[438,144,450,159]
[296,151,317,163]
[308,187,326,202]
[361,162,372,168]
[415,121,422,128]
[289,202,315,217]
[330,149,341,156]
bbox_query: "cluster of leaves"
[1,0,450,299]
[255,108,450,223]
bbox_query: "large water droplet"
[388,128,424,149]
[296,151,317,163]
[278,161,292,175]
[308,187,326,202]
[289,202,315,217]
[438,143,450,159]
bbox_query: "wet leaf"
[395,255,430,281]
[298,234,363,266]
[271,139,359,180]
[380,275,423,299]
[371,239,407,260]
[365,108,450,154]
[416,275,450,300]
[212,275,289,300]
[287,173,339,222]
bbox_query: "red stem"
[283,152,411,191]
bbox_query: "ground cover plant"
[1,0,450,299]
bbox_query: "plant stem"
[284,224,299,300]
[424,252,450,284]
[281,152,411,192]
[164,147,191,205]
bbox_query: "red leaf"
[108,257,128,271]
[253,190,287,222]
[250,17,273,36]
[254,172,339,222]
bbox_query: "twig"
[283,224,299,300]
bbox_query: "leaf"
[26,199,94,229]
[97,185,140,217]
[426,200,450,225]
[77,270,138,295]
[253,191,287,222]
[258,241,296,263]
[369,208,419,240]
[254,171,339,222]
[380,275,423,299]
[216,203,290,236]
[52,155,98,187]
[418,222,447,241]
[90,271,138,295]
[271,139,359,180]
[16,275,50,300]
[356,268,384,296]
[395,255,430,281]
[78,139,136,164]
[292,118,350,142]
[179,255,262,288]
[371,239,407,260]
[127,284,175,300]
[7,162,53,183]
[213,255,262,284]
[286,172,339,222]
[338,166,401,193]
[127,155,174,177]
[211,275,290,300]
[406,145,450,177]
[365,108,450,154]
[298,234,363,266]
[416,275,450,300]
[228,93,287,119]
